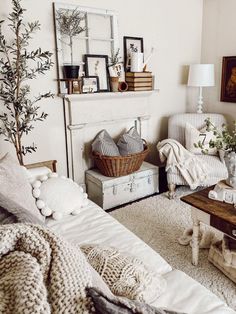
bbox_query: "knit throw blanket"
[157,139,208,189]
[0,224,93,314]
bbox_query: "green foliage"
[0,0,54,165]
[194,118,236,153]
[108,48,121,67]
[56,8,86,64]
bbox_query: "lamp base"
[197,86,203,114]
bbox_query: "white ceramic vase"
[224,151,236,188]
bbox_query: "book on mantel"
[125,71,152,78]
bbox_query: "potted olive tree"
[56,8,87,79]
[0,0,54,165]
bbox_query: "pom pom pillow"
[185,122,217,155]
[32,173,89,220]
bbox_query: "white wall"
[201,0,236,121]
[0,0,203,174]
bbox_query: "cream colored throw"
[157,139,208,189]
[0,224,93,314]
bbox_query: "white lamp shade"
[188,64,215,87]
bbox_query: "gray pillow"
[0,153,45,224]
[87,288,186,314]
[117,127,144,156]
[0,193,44,225]
[92,130,120,156]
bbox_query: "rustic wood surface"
[25,160,57,172]
[181,187,236,226]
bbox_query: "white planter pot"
[224,151,236,188]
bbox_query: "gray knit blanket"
[0,224,93,314]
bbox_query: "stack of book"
[125,72,153,91]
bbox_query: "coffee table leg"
[192,215,200,266]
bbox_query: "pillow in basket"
[185,122,217,155]
[32,173,89,220]
[92,130,120,156]
[117,127,144,156]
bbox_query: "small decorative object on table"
[56,8,87,79]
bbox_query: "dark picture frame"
[221,56,236,103]
[123,36,144,72]
[84,54,110,92]
[81,76,100,94]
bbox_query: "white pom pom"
[36,199,45,209]
[52,212,63,220]
[79,186,84,193]
[68,178,73,183]
[83,193,88,199]
[33,188,40,198]
[49,172,58,178]
[32,180,41,189]
[41,206,52,217]
[39,175,48,182]
[81,199,89,208]
[72,208,81,215]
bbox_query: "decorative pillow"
[88,288,186,314]
[92,130,120,156]
[81,244,166,303]
[32,173,89,220]
[0,206,16,225]
[117,127,144,156]
[0,153,45,224]
[185,122,217,155]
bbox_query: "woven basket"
[92,144,149,177]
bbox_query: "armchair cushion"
[185,122,217,155]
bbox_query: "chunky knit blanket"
[0,224,93,314]
[81,244,166,303]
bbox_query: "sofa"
[29,166,234,314]
[0,163,235,314]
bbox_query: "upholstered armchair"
[166,113,228,198]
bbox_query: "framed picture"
[221,56,236,103]
[123,36,144,72]
[81,76,100,94]
[72,79,82,94]
[84,54,110,92]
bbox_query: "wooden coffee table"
[181,187,236,266]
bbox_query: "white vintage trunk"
[86,162,159,210]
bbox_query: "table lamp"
[187,64,215,113]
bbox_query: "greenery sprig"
[0,0,54,165]
[194,118,236,153]
[56,8,86,65]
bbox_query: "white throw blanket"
[157,139,208,189]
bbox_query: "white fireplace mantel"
[61,90,159,184]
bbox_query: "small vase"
[224,151,236,188]
[110,77,119,92]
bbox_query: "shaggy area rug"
[110,188,236,311]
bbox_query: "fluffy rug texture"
[110,188,236,311]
